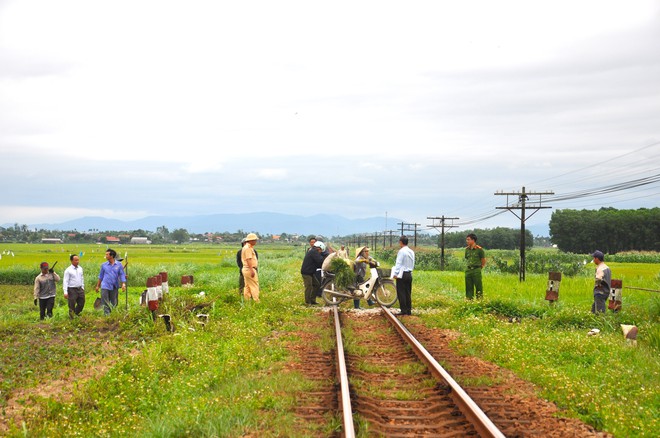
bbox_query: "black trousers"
[67,287,85,318]
[396,271,413,315]
[39,297,55,320]
[313,270,323,297]
[239,272,245,294]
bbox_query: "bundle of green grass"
[328,256,356,290]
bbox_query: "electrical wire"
[422,141,660,231]
[545,173,660,203]
[526,140,660,187]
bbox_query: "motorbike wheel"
[321,278,346,306]
[374,280,398,307]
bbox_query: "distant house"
[204,233,222,243]
[105,236,121,244]
[41,238,63,244]
[272,235,281,241]
[130,237,151,244]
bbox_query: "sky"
[1,0,659,235]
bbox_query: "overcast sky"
[1,0,659,234]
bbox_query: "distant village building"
[105,236,121,244]
[130,237,151,244]
[204,233,223,243]
[41,238,63,244]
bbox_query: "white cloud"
[0,0,659,231]
[256,168,288,181]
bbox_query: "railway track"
[331,305,504,437]
[288,307,609,437]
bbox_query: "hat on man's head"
[245,233,259,242]
[355,246,368,258]
[40,262,49,269]
[592,250,604,261]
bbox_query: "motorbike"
[320,266,398,307]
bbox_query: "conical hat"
[355,246,368,258]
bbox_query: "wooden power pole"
[427,216,459,271]
[495,187,553,281]
[397,222,421,247]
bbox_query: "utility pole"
[371,232,378,250]
[495,187,554,281]
[427,216,459,271]
[382,230,396,247]
[397,222,421,247]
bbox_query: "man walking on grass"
[34,262,60,320]
[95,248,126,315]
[63,254,85,318]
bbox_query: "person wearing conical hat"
[353,246,377,309]
[241,233,260,302]
[237,238,258,298]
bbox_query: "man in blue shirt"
[94,248,126,315]
[391,236,415,316]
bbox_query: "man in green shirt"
[465,233,486,299]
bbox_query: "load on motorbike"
[320,250,398,307]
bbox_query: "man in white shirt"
[63,254,85,318]
[391,236,415,316]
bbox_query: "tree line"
[549,207,660,253]
[1,222,540,250]
[439,227,534,250]
[0,224,268,244]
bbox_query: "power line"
[546,174,660,203]
[433,141,660,232]
[527,140,660,186]
[454,210,507,226]
[560,191,660,209]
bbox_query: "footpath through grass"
[0,243,658,437]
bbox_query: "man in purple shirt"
[94,248,126,315]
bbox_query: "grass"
[0,243,658,437]
[415,269,659,436]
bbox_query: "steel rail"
[381,306,506,438]
[626,286,660,293]
[332,306,355,438]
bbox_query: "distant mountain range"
[14,213,403,237]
